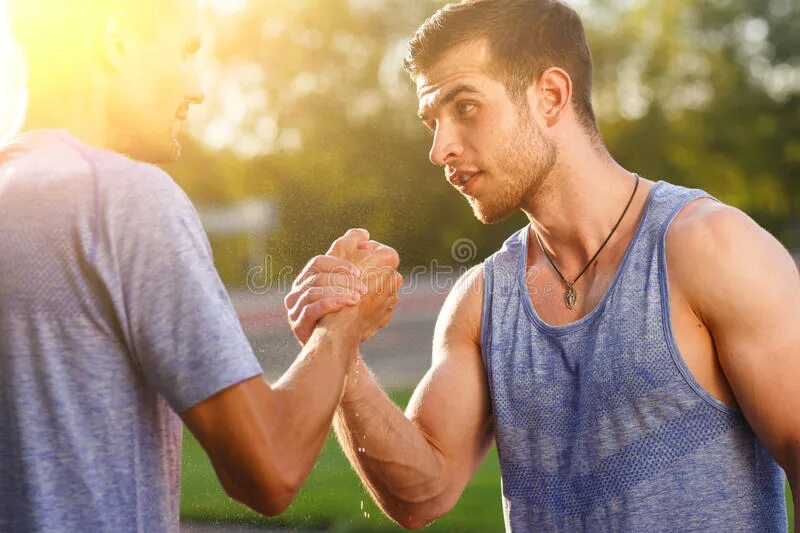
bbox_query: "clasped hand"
[285,229,403,344]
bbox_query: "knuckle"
[295,292,311,310]
[346,228,369,239]
[375,246,400,267]
[309,255,328,270]
[296,308,310,326]
[387,249,400,267]
[299,304,317,322]
[308,285,325,296]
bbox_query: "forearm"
[269,316,360,489]
[334,356,449,528]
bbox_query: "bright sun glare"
[0,0,248,143]
[0,0,27,141]
[204,0,247,16]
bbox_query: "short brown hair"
[404,0,597,132]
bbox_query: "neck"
[21,82,109,150]
[521,139,648,270]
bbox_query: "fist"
[285,229,402,344]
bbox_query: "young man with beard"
[0,0,400,530]
[286,0,800,530]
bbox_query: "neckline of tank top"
[515,180,665,335]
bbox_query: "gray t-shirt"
[0,130,264,532]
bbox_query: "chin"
[470,199,517,225]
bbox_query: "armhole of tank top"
[480,256,495,388]
[658,194,741,416]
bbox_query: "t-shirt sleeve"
[94,162,263,413]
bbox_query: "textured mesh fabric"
[0,130,263,531]
[481,181,787,532]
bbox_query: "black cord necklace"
[534,173,641,310]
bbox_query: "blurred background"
[1,0,798,530]
[167,0,800,285]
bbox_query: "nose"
[185,66,205,106]
[187,88,205,105]
[428,123,464,167]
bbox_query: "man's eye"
[457,102,476,115]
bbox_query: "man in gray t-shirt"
[0,1,400,531]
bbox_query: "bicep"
[405,266,494,490]
[713,256,800,468]
[684,207,800,469]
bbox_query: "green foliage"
[181,388,505,532]
[164,0,799,286]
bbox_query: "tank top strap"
[627,180,717,260]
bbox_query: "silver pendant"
[564,286,577,309]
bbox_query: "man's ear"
[526,67,572,127]
[100,13,127,72]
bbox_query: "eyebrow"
[418,83,482,121]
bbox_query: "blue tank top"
[481,181,787,532]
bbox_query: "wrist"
[315,309,360,358]
[341,353,369,407]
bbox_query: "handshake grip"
[285,229,403,345]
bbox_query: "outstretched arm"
[181,321,359,516]
[669,202,800,526]
[290,264,493,529]
[181,230,401,516]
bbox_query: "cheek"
[136,46,185,98]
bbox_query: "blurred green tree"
[165,0,799,285]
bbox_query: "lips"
[447,168,483,194]
[447,167,479,185]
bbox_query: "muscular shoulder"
[666,198,798,323]
[432,264,485,362]
[91,151,187,207]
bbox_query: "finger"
[296,298,352,331]
[358,245,400,270]
[296,255,361,285]
[287,286,325,322]
[357,240,380,251]
[343,228,370,241]
[376,270,403,295]
[328,228,370,255]
[392,272,404,293]
[295,271,367,296]
[377,246,401,269]
[289,286,361,322]
[287,259,361,310]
